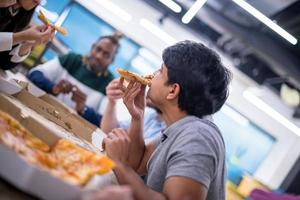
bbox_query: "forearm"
[127,118,145,170]
[100,100,118,133]
[114,162,166,200]
[12,32,26,45]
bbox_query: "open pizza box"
[0,93,118,199]
[0,70,104,150]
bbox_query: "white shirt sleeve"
[0,32,13,51]
[9,43,31,63]
[29,57,64,83]
[0,32,31,63]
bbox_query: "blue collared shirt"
[119,107,165,143]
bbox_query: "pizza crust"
[117,68,152,86]
[38,11,68,35]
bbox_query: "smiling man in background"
[28,32,122,126]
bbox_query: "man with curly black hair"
[103,41,231,200]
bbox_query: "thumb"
[36,24,47,31]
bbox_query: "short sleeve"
[166,131,218,188]
[29,57,64,83]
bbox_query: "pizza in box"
[0,111,114,186]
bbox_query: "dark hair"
[0,7,35,32]
[96,31,122,56]
[163,40,232,118]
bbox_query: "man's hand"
[103,128,130,164]
[71,86,87,114]
[120,78,146,120]
[106,78,124,103]
[52,80,73,95]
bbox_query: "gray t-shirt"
[146,116,226,200]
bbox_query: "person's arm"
[104,128,165,200]
[117,79,161,172]
[120,80,147,170]
[113,161,167,200]
[70,85,101,126]
[0,1,16,7]
[28,56,64,81]
[11,25,55,62]
[114,162,207,200]
[100,99,119,133]
[101,78,124,132]
[28,70,73,97]
[127,117,145,171]
[27,70,55,93]
[12,25,54,46]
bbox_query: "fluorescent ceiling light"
[232,0,297,45]
[182,0,207,24]
[139,18,177,45]
[221,105,250,127]
[243,90,300,137]
[96,0,132,22]
[159,0,182,13]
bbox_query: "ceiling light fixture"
[159,0,182,13]
[243,90,300,136]
[232,0,297,45]
[182,0,207,24]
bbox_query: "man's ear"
[166,83,180,100]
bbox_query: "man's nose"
[96,52,104,61]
